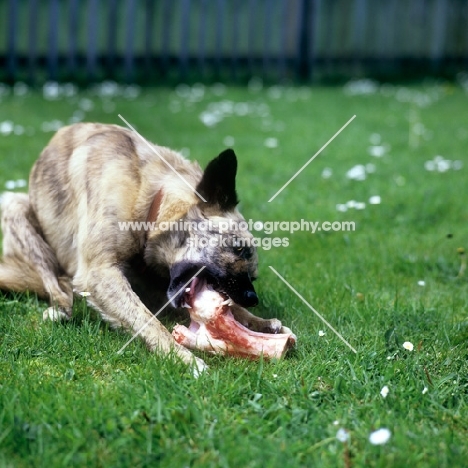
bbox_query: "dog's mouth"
[170,271,231,309]
[180,276,226,309]
[168,263,258,309]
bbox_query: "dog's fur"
[0,123,286,371]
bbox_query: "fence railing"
[1,0,467,84]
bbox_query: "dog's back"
[29,123,202,279]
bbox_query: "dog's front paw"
[42,307,70,322]
[253,318,283,334]
[192,356,208,378]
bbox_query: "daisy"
[380,385,389,398]
[336,428,350,443]
[369,428,391,445]
[403,341,414,351]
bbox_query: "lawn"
[0,80,467,467]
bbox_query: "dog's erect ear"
[196,149,239,210]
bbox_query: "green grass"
[0,81,468,467]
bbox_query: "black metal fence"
[1,0,468,84]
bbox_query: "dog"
[0,123,289,373]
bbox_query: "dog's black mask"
[168,262,258,308]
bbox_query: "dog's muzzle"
[168,262,258,308]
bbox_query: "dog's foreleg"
[76,265,206,374]
[231,304,288,334]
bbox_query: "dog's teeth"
[221,299,233,306]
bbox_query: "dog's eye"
[234,246,252,259]
[234,246,245,255]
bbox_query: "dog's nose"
[243,290,258,307]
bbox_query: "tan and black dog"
[0,123,287,372]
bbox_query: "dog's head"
[146,149,259,308]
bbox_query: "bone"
[172,284,296,359]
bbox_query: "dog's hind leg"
[0,192,73,319]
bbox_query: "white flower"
[369,195,381,205]
[437,159,450,172]
[264,137,278,149]
[346,164,366,181]
[43,81,60,100]
[0,121,14,136]
[272,374,278,379]
[223,136,235,147]
[354,202,366,210]
[336,204,348,212]
[336,428,350,443]
[424,160,436,171]
[368,145,387,157]
[422,387,428,395]
[403,341,414,351]
[318,330,325,337]
[321,167,333,179]
[380,385,389,398]
[369,428,391,445]
[79,98,94,112]
[14,125,25,135]
[417,280,425,286]
[333,420,340,426]
[79,291,91,297]
[199,111,221,127]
